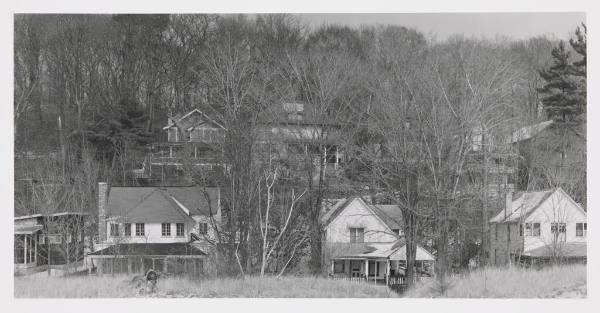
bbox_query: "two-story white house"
[321,197,435,285]
[488,187,587,266]
[88,182,221,277]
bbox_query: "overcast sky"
[296,13,585,41]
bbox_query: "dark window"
[392,229,401,236]
[532,223,541,236]
[495,224,498,240]
[124,223,131,237]
[135,223,145,236]
[199,222,208,235]
[519,224,523,236]
[350,228,364,243]
[110,223,119,237]
[176,223,185,237]
[576,223,587,237]
[551,222,566,241]
[162,223,171,237]
[333,261,345,273]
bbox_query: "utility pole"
[481,128,489,267]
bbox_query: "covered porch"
[328,240,435,286]
[87,243,208,278]
[14,225,42,270]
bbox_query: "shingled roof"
[321,197,403,230]
[106,186,219,222]
[489,188,584,223]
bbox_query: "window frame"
[176,223,185,237]
[110,223,119,237]
[135,223,145,237]
[124,223,131,237]
[576,222,587,237]
[349,227,364,243]
[161,223,171,237]
[198,222,208,235]
[532,223,541,236]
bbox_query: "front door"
[350,260,361,277]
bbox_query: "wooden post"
[331,259,335,275]
[193,259,197,278]
[34,234,38,265]
[335,145,339,170]
[22,235,26,265]
[386,260,390,285]
[365,260,369,282]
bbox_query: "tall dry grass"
[14,275,397,298]
[404,264,587,298]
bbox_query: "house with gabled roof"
[321,197,434,285]
[488,187,587,266]
[88,182,220,277]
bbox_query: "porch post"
[330,259,334,275]
[34,234,38,264]
[386,260,390,285]
[364,259,369,282]
[335,146,339,170]
[23,235,28,265]
[127,258,132,274]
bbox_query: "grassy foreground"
[404,264,586,298]
[14,275,397,298]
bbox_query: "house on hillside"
[488,187,587,266]
[88,182,220,277]
[321,197,435,285]
[508,120,586,205]
[141,103,345,183]
[14,212,89,276]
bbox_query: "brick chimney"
[98,182,108,243]
[505,190,513,218]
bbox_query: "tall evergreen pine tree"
[538,41,581,129]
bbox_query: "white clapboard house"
[321,197,435,285]
[88,182,221,276]
[489,187,587,266]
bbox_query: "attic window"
[350,228,364,243]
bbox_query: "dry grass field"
[14,275,398,298]
[404,264,587,298]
